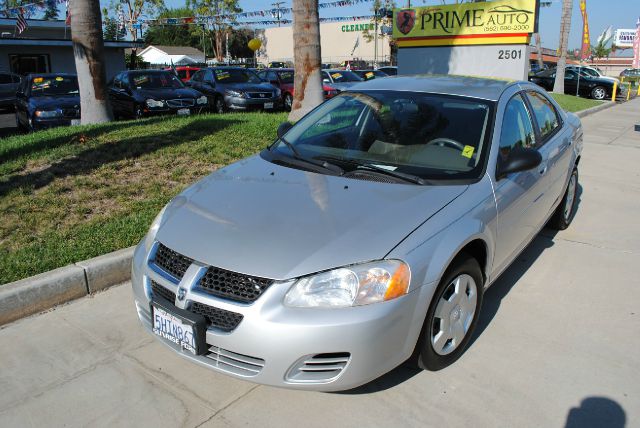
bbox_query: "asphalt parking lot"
[1,100,639,427]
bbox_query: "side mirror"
[496,147,542,180]
[277,121,293,139]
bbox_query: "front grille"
[152,243,193,281]
[151,280,176,303]
[286,352,351,383]
[198,267,275,303]
[166,98,195,108]
[246,92,273,99]
[205,346,265,376]
[191,301,244,332]
[150,281,244,332]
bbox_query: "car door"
[492,91,549,275]
[108,73,124,116]
[524,89,573,219]
[14,77,29,125]
[563,69,579,96]
[198,70,218,102]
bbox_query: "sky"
[151,0,638,55]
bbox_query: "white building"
[0,18,138,79]
[256,21,392,66]
[138,45,206,66]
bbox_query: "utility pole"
[272,2,284,27]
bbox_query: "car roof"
[348,74,516,101]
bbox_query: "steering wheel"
[425,138,466,151]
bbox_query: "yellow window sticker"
[331,72,342,79]
[33,77,43,83]
[55,76,64,81]
[462,145,475,158]
[365,72,374,78]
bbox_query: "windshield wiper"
[314,156,426,185]
[268,139,344,175]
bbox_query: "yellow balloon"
[248,38,262,51]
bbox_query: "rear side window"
[525,91,560,141]
[499,94,536,163]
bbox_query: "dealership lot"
[1,100,639,427]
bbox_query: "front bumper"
[143,105,208,116]
[131,240,432,391]
[32,116,79,129]
[223,95,282,111]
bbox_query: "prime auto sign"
[614,29,636,49]
[393,0,539,47]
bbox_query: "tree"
[592,40,611,59]
[43,0,60,20]
[361,0,395,66]
[144,7,210,55]
[553,0,573,94]
[289,0,323,121]
[71,0,113,124]
[110,0,165,67]
[188,0,241,62]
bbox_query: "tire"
[548,168,579,230]
[414,254,484,371]
[214,96,226,114]
[284,93,293,112]
[14,112,26,133]
[591,86,607,100]
[133,105,143,119]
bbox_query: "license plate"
[152,305,197,354]
[264,102,274,109]
[71,119,81,126]
[177,108,191,116]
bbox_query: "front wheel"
[548,168,579,230]
[214,96,226,114]
[591,86,607,100]
[415,254,484,371]
[284,93,293,111]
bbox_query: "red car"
[257,68,339,111]
[165,66,201,83]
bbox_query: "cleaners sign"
[394,0,539,47]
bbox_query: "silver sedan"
[131,75,582,391]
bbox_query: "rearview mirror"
[496,147,542,180]
[277,121,293,139]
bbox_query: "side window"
[257,71,266,80]
[204,69,214,82]
[322,71,330,82]
[565,70,577,80]
[499,94,536,163]
[191,70,202,82]
[267,71,278,82]
[525,91,560,141]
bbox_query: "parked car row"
[9,66,395,132]
[528,67,621,100]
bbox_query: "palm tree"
[70,0,113,124]
[553,0,574,94]
[288,0,324,121]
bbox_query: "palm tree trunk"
[535,33,544,69]
[288,0,324,122]
[553,0,573,94]
[70,0,113,124]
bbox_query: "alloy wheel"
[431,274,478,356]
[592,87,606,100]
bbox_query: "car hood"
[134,87,200,100]
[155,155,468,280]
[29,95,80,109]
[219,82,276,92]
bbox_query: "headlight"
[144,204,168,252]
[196,95,208,105]
[225,89,244,98]
[34,109,62,118]
[145,99,165,108]
[284,260,411,308]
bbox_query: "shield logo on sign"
[396,9,416,35]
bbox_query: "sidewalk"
[1,100,639,427]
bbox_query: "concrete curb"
[575,101,616,118]
[0,246,134,326]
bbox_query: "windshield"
[328,71,363,82]
[30,75,78,97]
[277,71,294,83]
[269,91,493,181]
[214,68,262,83]
[130,72,184,89]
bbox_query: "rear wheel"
[414,254,484,371]
[214,96,226,114]
[549,168,579,230]
[591,86,607,100]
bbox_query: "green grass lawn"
[0,112,286,285]
[550,93,604,112]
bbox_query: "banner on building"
[633,18,640,68]
[579,0,590,60]
[393,0,539,47]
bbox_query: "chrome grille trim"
[285,353,351,383]
[205,346,265,376]
[246,92,273,99]
[166,98,195,108]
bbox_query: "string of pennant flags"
[1,0,66,18]
[148,14,375,28]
